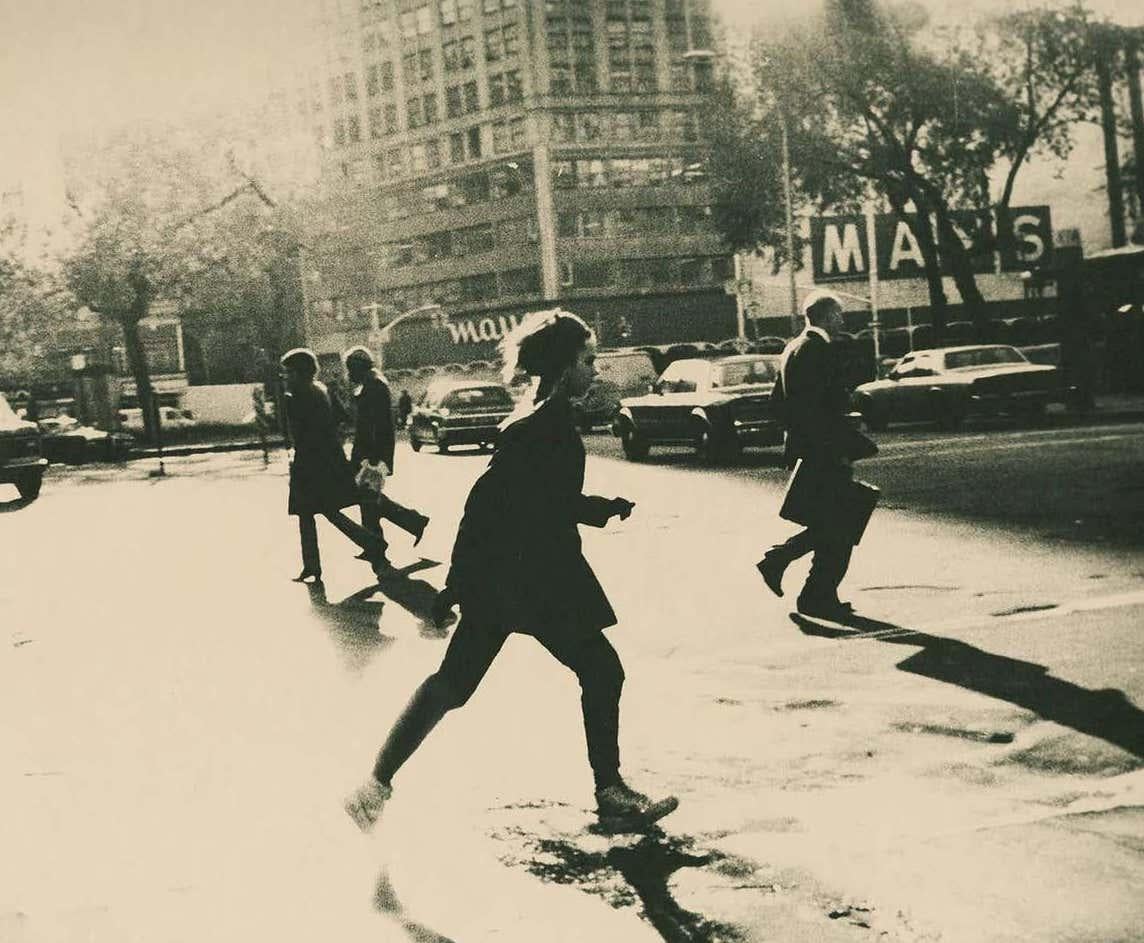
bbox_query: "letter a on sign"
[889,220,925,272]
[822,223,865,276]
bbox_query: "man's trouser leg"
[298,515,321,574]
[374,492,426,538]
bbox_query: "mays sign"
[810,206,1053,283]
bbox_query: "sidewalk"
[347,446,1144,942]
[116,391,1144,462]
[6,439,1142,942]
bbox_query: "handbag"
[355,460,388,498]
[780,459,880,546]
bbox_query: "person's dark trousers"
[359,493,427,553]
[299,509,383,573]
[372,616,625,791]
[764,461,855,604]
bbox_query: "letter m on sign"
[811,216,867,282]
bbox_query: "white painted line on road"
[909,587,1144,637]
[872,421,1144,454]
[866,432,1142,463]
[921,769,1144,841]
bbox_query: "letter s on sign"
[1014,214,1045,263]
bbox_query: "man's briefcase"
[779,459,880,546]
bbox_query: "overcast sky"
[1,0,1140,247]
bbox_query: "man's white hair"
[800,289,844,325]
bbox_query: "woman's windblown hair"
[499,309,592,388]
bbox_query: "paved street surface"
[3,425,1143,943]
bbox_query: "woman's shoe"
[595,782,679,833]
[412,514,429,547]
[345,778,392,832]
[293,568,322,583]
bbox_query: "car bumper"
[731,418,784,445]
[0,457,48,481]
[433,423,502,445]
[969,391,1051,413]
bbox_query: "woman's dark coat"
[445,396,617,638]
[285,381,358,516]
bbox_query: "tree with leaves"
[59,124,305,439]
[706,0,1101,341]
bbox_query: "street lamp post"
[361,302,446,370]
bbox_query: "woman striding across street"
[344,312,679,833]
[281,348,388,583]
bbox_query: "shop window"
[501,267,540,296]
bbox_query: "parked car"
[40,423,133,464]
[852,344,1060,431]
[408,380,515,453]
[118,406,198,430]
[0,392,48,499]
[612,354,783,462]
[572,348,659,432]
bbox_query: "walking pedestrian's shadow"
[491,805,752,943]
[373,868,456,943]
[373,558,455,640]
[305,581,395,671]
[791,612,1144,761]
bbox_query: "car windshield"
[0,394,21,428]
[715,358,778,387]
[944,347,1027,370]
[441,386,513,409]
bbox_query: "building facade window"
[500,266,540,296]
[462,80,480,112]
[446,85,463,118]
[449,131,466,162]
[466,125,482,159]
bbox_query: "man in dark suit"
[758,291,859,620]
[344,347,429,568]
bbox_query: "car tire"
[693,423,735,465]
[932,395,963,431]
[17,469,43,501]
[858,398,888,432]
[620,426,649,461]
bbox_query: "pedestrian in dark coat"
[281,348,386,582]
[345,312,679,834]
[344,347,429,568]
[757,291,864,619]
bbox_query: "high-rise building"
[302,0,737,369]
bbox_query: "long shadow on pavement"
[374,558,454,640]
[792,612,1144,763]
[374,868,457,943]
[0,496,33,514]
[305,581,395,671]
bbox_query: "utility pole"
[1096,34,1128,248]
[781,114,799,335]
[1126,36,1144,226]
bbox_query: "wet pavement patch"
[990,602,1060,617]
[1001,735,1143,776]
[489,803,758,942]
[859,584,960,592]
[777,699,838,711]
[893,722,1014,744]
